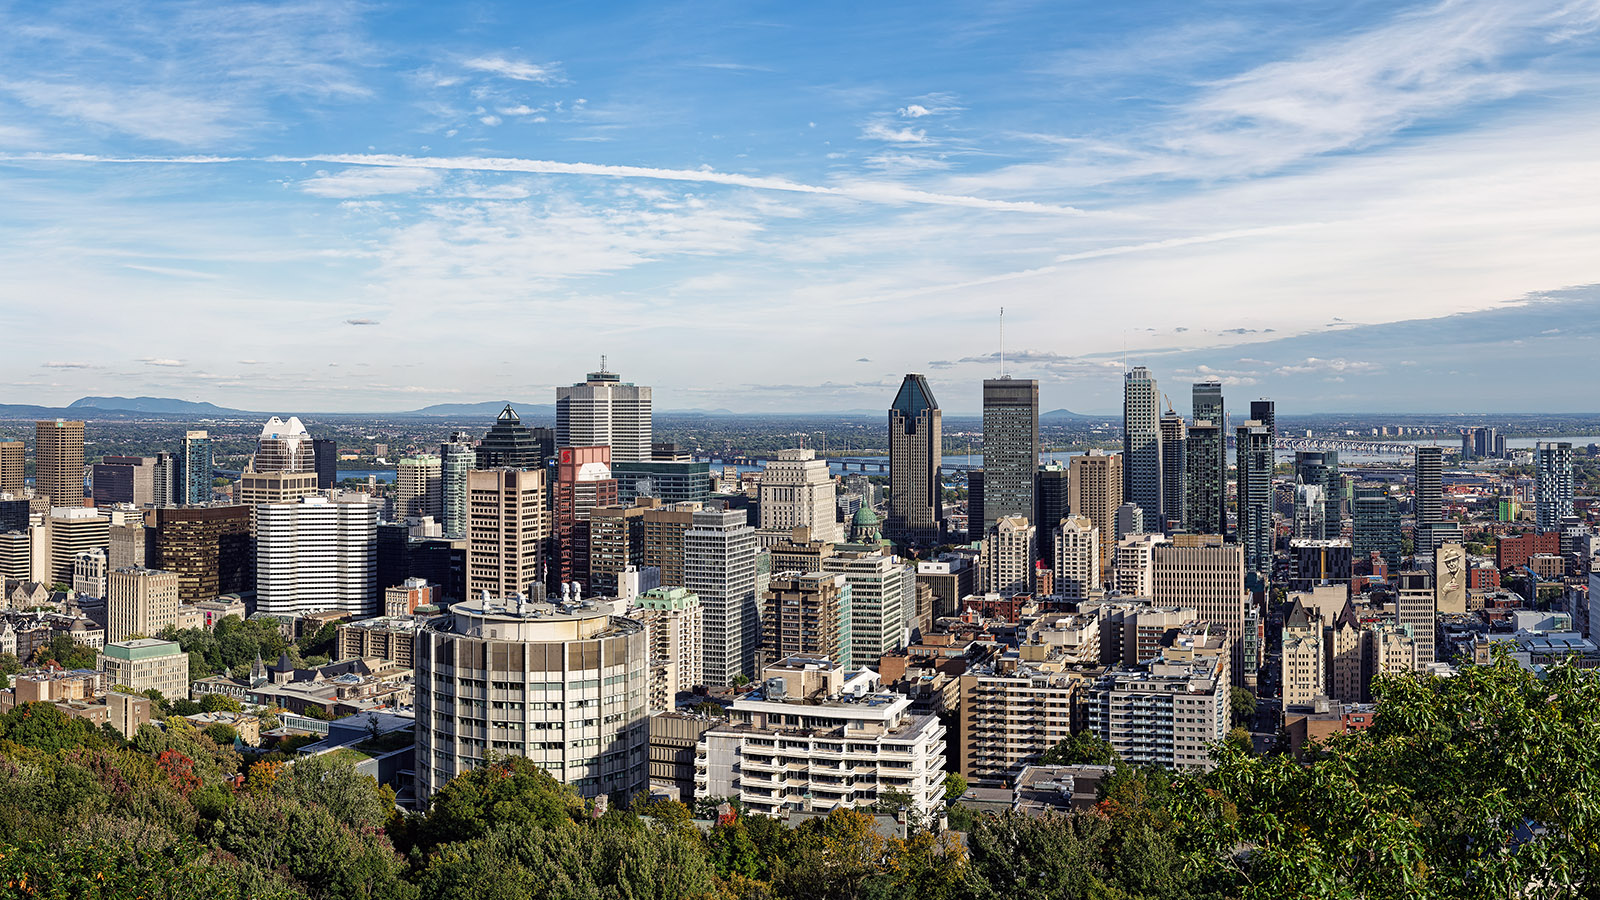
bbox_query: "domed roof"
[852,506,880,526]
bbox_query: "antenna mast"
[999,307,1006,378]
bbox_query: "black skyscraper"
[311,438,338,490]
[476,405,552,469]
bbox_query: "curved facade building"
[415,593,650,802]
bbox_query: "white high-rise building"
[696,657,947,821]
[253,416,314,473]
[980,515,1035,596]
[414,593,649,802]
[1054,515,1100,600]
[396,455,443,521]
[255,496,378,617]
[440,434,474,540]
[686,507,758,686]
[555,366,652,463]
[757,449,844,543]
[1114,533,1169,598]
[822,551,913,669]
[630,585,704,705]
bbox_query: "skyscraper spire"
[999,306,1006,378]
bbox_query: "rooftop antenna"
[999,307,1006,378]
[599,354,608,374]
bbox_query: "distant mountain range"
[0,396,1117,421]
[69,396,249,415]
[1041,408,1111,422]
[404,400,553,418]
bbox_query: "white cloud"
[899,104,932,118]
[861,121,929,143]
[479,115,502,126]
[463,56,564,83]
[142,358,184,367]
[42,361,94,369]
[1160,0,1600,176]
[498,105,543,116]
[0,80,236,143]
[301,167,443,197]
[1273,357,1383,376]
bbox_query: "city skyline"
[3,2,1600,413]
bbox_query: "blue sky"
[2,0,1598,414]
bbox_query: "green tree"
[1229,686,1256,726]
[942,771,969,803]
[1039,731,1117,766]
[1177,655,1600,898]
[963,810,1114,900]
[0,701,116,753]
[276,753,392,831]
[33,633,98,669]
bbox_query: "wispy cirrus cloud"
[11,152,1095,216]
[463,56,564,83]
[302,166,443,197]
[0,81,237,143]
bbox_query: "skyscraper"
[1035,462,1070,569]
[107,567,180,642]
[1159,409,1186,532]
[981,516,1035,596]
[153,506,253,603]
[686,506,759,686]
[0,441,22,498]
[1122,367,1164,530]
[553,445,619,590]
[981,378,1039,532]
[180,431,213,505]
[1536,442,1574,530]
[477,405,551,469]
[1189,382,1226,536]
[1152,538,1248,682]
[253,416,315,473]
[35,419,85,506]
[758,449,843,543]
[822,551,912,669]
[1053,515,1100,600]
[1414,446,1443,526]
[467,469,548,600]
[1236,421,1274,576]
[1353,485,1401,569]
[887,374,943,547]
[762,572,850,664]
[439,433,474,540]
[255,496,378,617]
[1293,451,1341,539]
[311,438,338,490]
[397,456,443,520]
[92,456,158,507]
[1249,399,1276,441]
[1069,451,1122,572]
[556,365,653,463]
